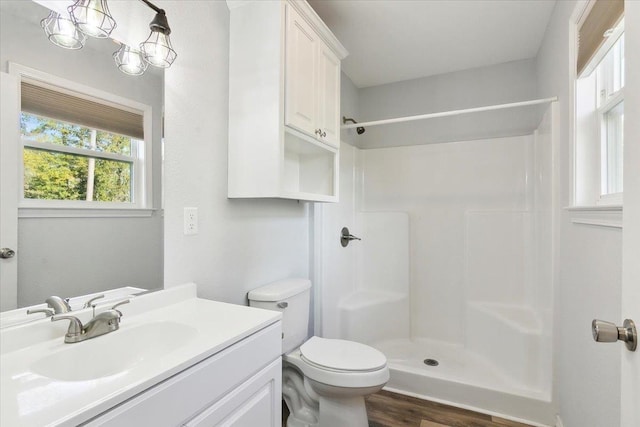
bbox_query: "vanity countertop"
[0,283,282,427]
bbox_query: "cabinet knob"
[0,248,15,259]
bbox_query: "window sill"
[19,207,161,218]
[564,205,622,228]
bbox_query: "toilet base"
[284,395,369,427]
[283,365,377,427]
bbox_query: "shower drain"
[423,358,439,367]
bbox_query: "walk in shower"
[314,102,556,426]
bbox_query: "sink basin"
[30,321,197,381]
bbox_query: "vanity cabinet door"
[284,3,318,137]
[183,358,281,427]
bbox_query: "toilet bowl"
[248,279,389,427]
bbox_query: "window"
[596,33,624,199]
[573,0,624,207]
[21,112,138,203]
[13,67,153,212]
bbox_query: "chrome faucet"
[51,299,130,343]
[45,296,72,314]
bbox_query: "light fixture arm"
[138,0,171,35]
[138,0,163,14]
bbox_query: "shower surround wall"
[318,106,554,424]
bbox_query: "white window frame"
[9,63,154,217]
[567,0,623,228]
[596,32,624,205]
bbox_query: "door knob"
[0,248,15,259]
[592,319,637,351]
[340,227,361,247]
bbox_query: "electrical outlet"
[184,207,198,235]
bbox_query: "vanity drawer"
[82,321,281,427]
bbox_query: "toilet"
[248,278,389,427]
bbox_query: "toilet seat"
[300,337,387,372]
[284,337,389,389]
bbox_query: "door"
[284,3,317,137]
[316,42,341,148]
[621,2,640,425]
[0,72,19,311]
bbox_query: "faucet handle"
[51,314,84,339]
[26,308,55,318]
[83,294,105,309]
[111,299,130,315]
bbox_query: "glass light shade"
[140,31,177,68]
[113,44,148,76]
[40,11,86,50]
[68,0,116,38]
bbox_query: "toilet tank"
[248,278,311,354]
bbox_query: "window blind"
[21,81,144,140]
[577,0,624,76]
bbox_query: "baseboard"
[556,415,564,427]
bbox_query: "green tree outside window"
[21,113,133,202]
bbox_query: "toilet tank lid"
[248,278,311,301]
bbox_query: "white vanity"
[0,284,282,426]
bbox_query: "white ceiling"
[309,0,557,88]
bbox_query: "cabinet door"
[184,358,282,427]
[316,43,341,148]
[285,4,317,137]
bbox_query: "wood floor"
[283,390,534,427]
[365,391,533,427]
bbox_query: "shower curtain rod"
[340,96,558,130]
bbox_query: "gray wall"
[0,1,164,306]
[162,1,309,305]
[536,2,622,427]
[354,59,539,148]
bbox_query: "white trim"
[565,204,622,212]
[571,218,623,228]
[341,97,558,130]
[311,203,323,336]
[570,1,592,207]
[596,192,623,206]
[19,207,159,218]
[556,414,565,427]
[9,62,154,210]
[565,205,623,229]
[599,88,625,113]
[22,139,135,163]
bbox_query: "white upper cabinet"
[285,5,341,148]
[227,0,347,202]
